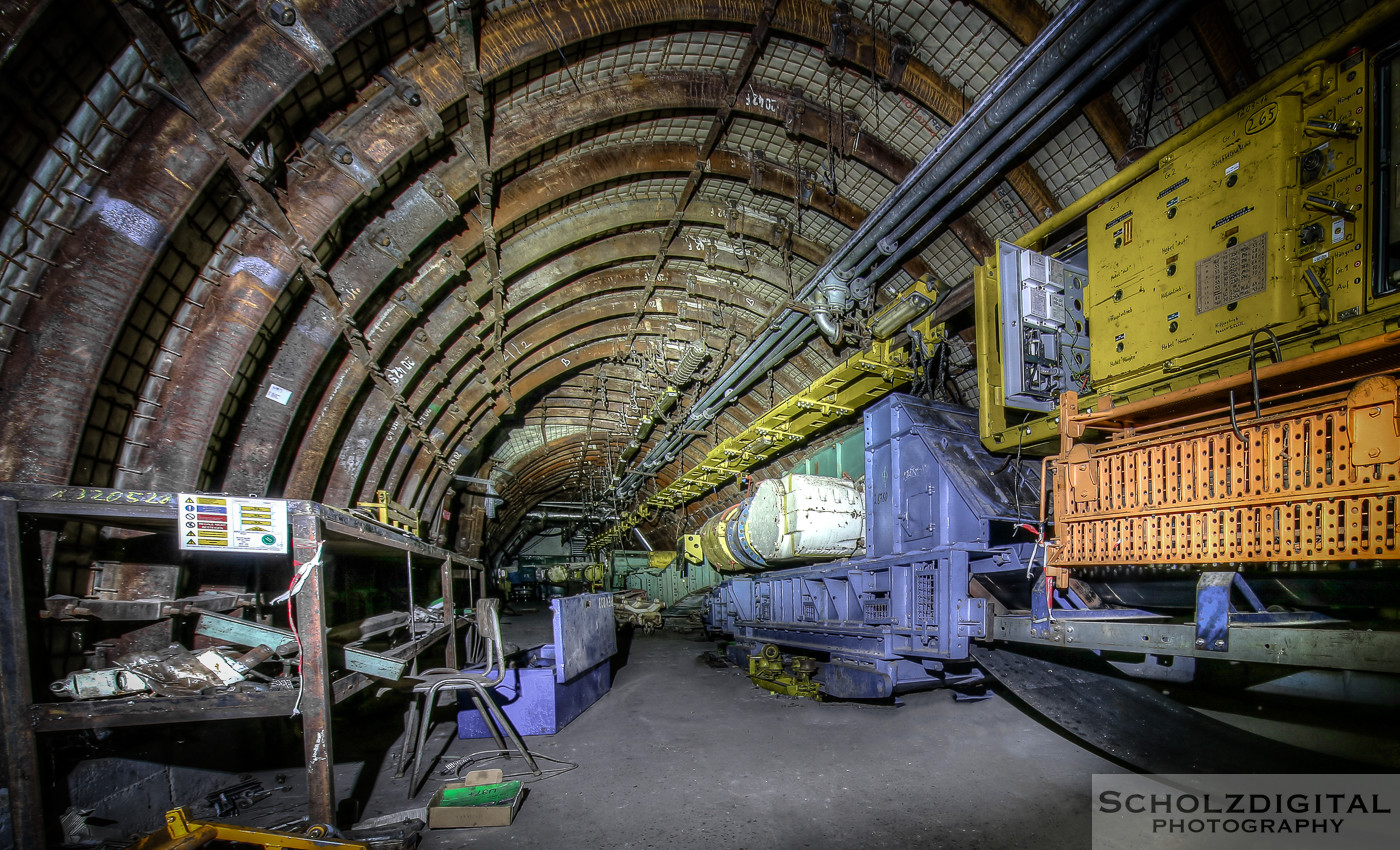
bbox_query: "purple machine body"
[458,592,616,737]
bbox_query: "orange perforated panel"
[1049,389,1400,566]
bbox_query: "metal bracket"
[311,130,380,196]
[380,68,444,139]
[1196,572,1237,651]
[367,226,408,267]
[881,32,914,91]
[195,612,408,680]
[1346,375,1400,465]
[416,173,460,218]
[411,327,439,356]
[257,1,333,73]
[825,1,851,65]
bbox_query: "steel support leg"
[292,511,336,826]
[0,500,46,849]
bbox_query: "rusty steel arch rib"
[211,75,938,501]
[0,0,1082,559]
[319,268,790,505]
[274,193,843,502]
[0,0,405,484]
[331,265,836,511]
[479,0,1059,217]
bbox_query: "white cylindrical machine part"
[744,474,864,564]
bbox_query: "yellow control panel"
[1088,52,1369,389]
[978,37,1400,453]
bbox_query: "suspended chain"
[1118,35,1162,167]
[572,362,607,488]
[624,0,781,348]
[114,1,453,474]
[450,0,514,413]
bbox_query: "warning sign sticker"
[178,494,289,553]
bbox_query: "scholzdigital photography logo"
[1092,774,1400,849]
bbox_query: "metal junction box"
[996,241,1090,411]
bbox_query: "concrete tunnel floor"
[233,608,1124,849]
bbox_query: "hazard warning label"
[177,494,289,553]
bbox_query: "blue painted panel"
[552,592,616,682]
[456,655,611,737]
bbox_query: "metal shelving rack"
[0,482,481,848]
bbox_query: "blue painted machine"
[458,592,616,737]
[707,393,1400,724]
[707,395,1041,698]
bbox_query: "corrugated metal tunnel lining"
[0,0,1355,558]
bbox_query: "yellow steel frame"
[131,807,367,849]
[589,279,937,550]
[356,489,419,537]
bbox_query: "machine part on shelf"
[129,807,369,849]
[746,644,822,699]
[49,667,149,700]
[49,643,274,700]
[196,611,409,681]
[356,490,420,537]
[43,588,257,620]
[86,561,180,600]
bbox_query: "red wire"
[286,574,304,698]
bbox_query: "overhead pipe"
[829,0,1113,285]
[861,0,1189,285]
[828,0,1159,302]
[618,0,1123,497]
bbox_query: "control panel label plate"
[1195,234,1268,313]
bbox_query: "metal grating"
[971,182,1038,245]
[1027,114,1117,210]
[494,30,750,115]
[258,7,436,170]
[1,29,147,364]
[862,596,891,623]
[1110,28,1228,153]
[914,571,937,625]
[1231,0,1374,76]
[841,0,1022,100]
